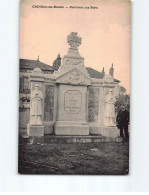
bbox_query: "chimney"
[109,63,114,77]
[37,55,39,67]
[102,67,105,76]
[37,55,39,61]
[53,53,61,70]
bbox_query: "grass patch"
[18,141,129,175]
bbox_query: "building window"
[19,77,30,93]
[24,77,29,90]
[19,77,23,91]
[21,97,30,102]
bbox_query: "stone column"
[27,68,44,137]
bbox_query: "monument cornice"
[44,78,56,83]
[63,55,84,60]
[102,83,117,87]
[30,75,44,82]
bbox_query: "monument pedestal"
[54,122,89,135]
[89,123,120,138]
[27,124,44,137]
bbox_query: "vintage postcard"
[19,0,131,175]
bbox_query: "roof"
[19,59,120,82]
[19,59,55,71]
[87,67,120,83]
[86,67,104,79]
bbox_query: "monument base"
[89,123,120,138]
[27,124,44,137]
[54,122,89,135]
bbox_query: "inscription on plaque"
[64,90,82,114]
[44,85,54,121]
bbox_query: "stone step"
[20,134,123,144]
[44,135,122,143]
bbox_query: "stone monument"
[27,32,120,139]
[54,32,91,135]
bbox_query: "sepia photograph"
[18,0,131,175]
[2,0,149,192]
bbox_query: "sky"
[20,0,131,92]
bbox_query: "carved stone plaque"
[44,85,54,121]
[64,90,82,114]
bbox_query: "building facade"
[19,57,58,108]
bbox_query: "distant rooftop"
[19,58,120,82]
[86,67,120,83]
[19,59,55,71]
[86,67,104,79]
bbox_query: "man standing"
[116,105,129,139]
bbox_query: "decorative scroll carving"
[56,69,91,85]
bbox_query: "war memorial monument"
[27,32,120,142]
